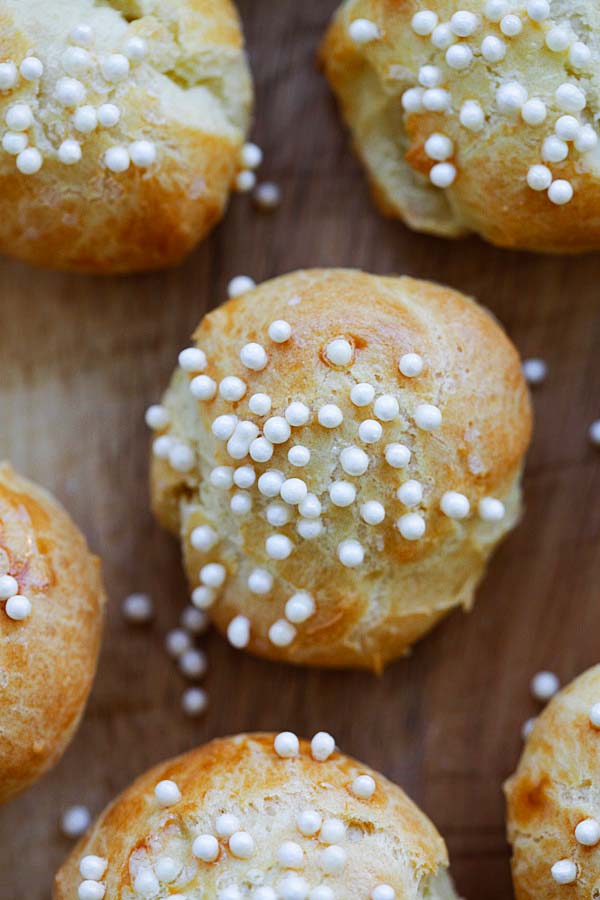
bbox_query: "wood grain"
[2,1,600,897]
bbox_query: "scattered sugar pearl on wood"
[349,18,380,43]
[122,592,153,624]
[179,648,207,680]
[531,670,560,702]
[274,731,299,758]
[479,497,505,522]
[521,717,536,740]
[522,358,547,385]
[337,539,364,567]
[166,628,192,658]
[241,142,263,169]
[551,860,577,885]
[79,857,107,881]
[588,420,600,447]
[0,574,18,599]
[254,181,281,211]
[78,882,105,900]
[61,805,91,838]
[325,338,353,366]
[236,170,256,192]
[193,833,219,862]
[181,686,208,717]
[181,605,209,635]
[440,491,470,519]
[5,594,32,620]
[575,818,600,847]
[228,275,256,297]
[228,615,250,648]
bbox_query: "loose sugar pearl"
[570,42,592,68]
[431,24,454,49]
[228,615,250,648]
[286,592,315,624]
[0,62,18,90]
[319,846,347,874]
[589,421,600,446]
[220,376,247,402]
[430,163,456,188]
[399,353,424,376]
[17,148,43,175]
[236,169,256,192]
[527,0,549,20]
[190,525,218,551]
[575,819,600,846]
[531,671,560,701]
[337,540,364,567]
[193,834,219,862]
[318,405,343,428]
[496,83,527,114]
[20,57,43,80]
[200,563,226,588]
[240,342,268,371]
[397,513,426,540]
[269,320,292,342]
[548,180,573,206]
[56,77,86,106]
[80,857,108,881]
[522,358,547,384]
[451,10,478,36]
[270,619,297,646]
[288,445,311,467]
[266,502,290,526]
[385,443,411,468]
[320,819,346,843]
[258,471,284,497]
[6,103,33,131]
[521,99,547,126]
[412,10,438,35]
[361,501,385,525]
[374,395,399,421]
[352,775,376,799]
[415,403,442,430]
[122,592,153,623]
[325,338,353,366]
[2,132,27,155]
[165,629,192,658]
[446,44,473,70]
[275,732,299,757]
[440,491,470,519]
[192,586,216,609]
[130,140,156,168]
[589,703,600,727]
[425,133,453,161]
[5,595,32,620]
[330,481,356,507]
[181,605,209,634]
[101,53,130,82]
[241,142,263,169]
[124,36,147,61]
[311,732,335,761]
[179,648,207,679]
[78,882,105,900]
[264,416,291,443]
[479,497,505,521]
[372,887,395,900]
[169,443,194,472]
[397,480,423,507]
[254,180,282,211]
[0,574,18,599]
[351,383,375,406]
[249,393,272,415]
[527,165,552,191]
[266,535,293,560]
[481,35,506,62]
[500,14,522,36]
[359,419,382,443]
[546,27,571,52]
[281,478,308,505]
[297,810,322,836]
[285,402,310,426]
[61,805,91,838]
[551,860,577,885]
[340,446,369,475]
[278,841,304,868]
[228,276,256,297]
[97,104,120,127]
[248,568,273,594]
[349,19,380,43]
[58,140,82,165]
[104,147,130,173]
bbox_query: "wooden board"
[2,2,600,896]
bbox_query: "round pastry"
[0,463,105,803]
[149,268,532,670]
[54,731,458,900]
[505,665,600,899]
[321,1,600,253]
[0,0,253,273]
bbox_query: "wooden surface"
[2,2,600,897]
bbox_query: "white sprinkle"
[249,393,272,415]
[250,436,274,462]
[55,77,86,107]
[254,181,282,213]
[241,142,263,169]
[531,670,560,702]
[358,419,382,443]
[522,358,547,385]
[104,147,130,173]
[372,887,395,900]
[60,805,91,838]
[264,416,291,443]
[478,497,505,521]
[179,347,206,372]
[278,841,304,868]
[589,421,600,447]
[419,65,441,88]
[522,717,536,740]
[431,24,454,49]
[320,819,346,844]
[181,605,209,635]
[20,57,43,80]
[440,491,470,519]
[266,501,291,526]
[274,731,299,758]
[240,342,268,371]
[319,845,347,875]
[329,481,356,507]
[0,62,18,90]
[134,870,159,897]
[6,103,33,131]
[402,87,425,112]
[5,595,31,620]
[575,818,600,847]
[451,10,478,36]
[258,468,283,497]
[446,44,473,70]
[227,615,250,648]
[152,435,175,459]
[551,860,577,885]
[247,568,273,595]
[122,592,153,623]
[155,856,180,883]
[500,14,522,36]
[101,53,130,82]
[124,36,147,61]
[374,395,399,421]
[165,628,192,658]
[228,275,256,297]
[361,500,385,525]
[318,404,343,428]
[570,42,592,69]
[430,162,456,188]
[269,619,297,647]
[412,10,438,35]
[527,165,552,191]
[230,490,253,514]
[589,703,600,727]
[309,732,335,761]
[58,140,81,165]
[521,99,547,126]
[130,140,156,168]
[397,480,423,507]
[297,519,323,540]
[210,463,235,488]
[484,0,509,20]
[286,592,315,624]
[325,338,353,366]
[349,18,380,43]
[78,882,105,900]
[575,125,598,153]
[266,534,294,560]
[71,24,94,46]
[97,104,120,127]
[169,443,194,472]
[481,35,506,62]
[281,477,308,505]
[299,493,322,518]
[190,374,216,400]
[422,88,451,112]
[236,169,256,192]
[340,446,369,476]
[62,47,92,75]
[193,833,219,861]
[145,404,170,430]
[337,539,364,567]
[179,648,207,680]
[351,774,376,799]
[548,180,574,206]
[79,857,108,881]
[546,27,571,52]
[425,133,453,161]
[297,810,322,836]
[397,513,426,541]
[220,376,247,402]
[191,586,216,610]
[285,402,310,427]
[556,83,586,113]
[269,320,292,342]
[398,352,424,377]
[414,403,442,430]
[2,132,27,155]
[216,814,241,837]
[496,82,527,114]
[234,465,256,489]
[350,383,375,406]
[0,575,18,599]
[288,445,311,467]
[527,0,549,20]
[200,563,226,588]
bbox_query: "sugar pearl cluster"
[350,3,599,206]
[148,298,506,654]
[0,23,156,175]
[0,572,32,621]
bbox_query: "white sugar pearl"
[285,402,310,426]
[227,421,259,458]
[145,404,170,429]
[548,180,574,206]
[320,819,346,844]
[0,62,18,89]
[169,443,194,472]
[165,628,192,658]
[2,132,27,155]
[78,882,105,900]
[248,568,273,594]
[431,24,455,49]
[576,125,598,152]
[16,148,42,177]
[522,717,536,740]
[228,275,256,297]
[337,540,364,567]
[278,841,304,868]
[451,10,478,36]
[329,481,356,507]
[134,870,160,897]
[104,147,130,173]
[349,18,380,43]
[274,731,299,757]
[190,525,219,553]
[210,464,235,487]
[397,480,423,507]
[288,445,311,467]
[318,405,343,428]
[484,0,509,19]
[402,87,424,112]
[399,353,424,377]
[359,419,382,443]
[446,44,473,70]
[266,534,293,560]
[556,83,586,113]
[20,57,43,80]
[319,846,347,874]
[249,393,272,415]
[575,818,600,846]
[254,889,277,900]
[236,170,256,192]
[589,703,600,727]
[155,856,180,882]
[5,594,31,620]
[80,857,108,881]
[555,116,579,141]
[481,35,506,62]
[219,888,243,900]
[340,446,369,476]
[269,320,292,342]
[570,42,591,68]
[522,358,547,384]
[374,395,399,421]
[527,165,552,191]
[297,810,322,836]
[496,82,527,114]
[479,497,505,521]
[97,104,120,127]
[351,383,375,406]
[61,805,91,838]
[71,23,94,46]
[361,501,385,525]
[152,435,175,459]
[190,374,217,400]
[220,376,247,401]
[228,615,250,648]
[527,0,549,20]
[200,563,226,588]
[299,494,321,518]
[130,140,156,168]
[397,513,426,540]
[551,860,577,885]
[500,14,522,36]
[0,575,18,599]
[415,403,442,430]
[216,814,241,837]
[264,416,291,443]
[192,586,217,609]
[193,834,219,861]
[546,27,571,52]
[181,606,209,634]
[297,518,323,540]
[101,53,130,82]
[240,342,268,371]
[352,775,375,799]
[62,47,91,75]
[419,65,441,88]
[430,162,456,188]
[311,732,335,761]
[266,502,291,526]
[241,142,263,169]
[56,77,86,106]
[425,133,453,161]
[286,592,315,624]
[230,492,252,514]
[440,491,470,519]
[234,465,256,488]
[155,779,181,805]
[281,478,308,505]
[122,592,153,623]
[385,443,411,468]
[180,648,207,679]
[325,338,353,366]
[412,10,438,35]
[58,140,81,165]
[531,670,560,701]
[6,103,33,131]
[258,470,284,497]
[521,99,547,126]
[422,89,451,112]
[124,36,147,61]
[372,887,395,900]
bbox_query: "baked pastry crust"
[0,0,252,273]
[0,463,105,803]
[150,268,531,670]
